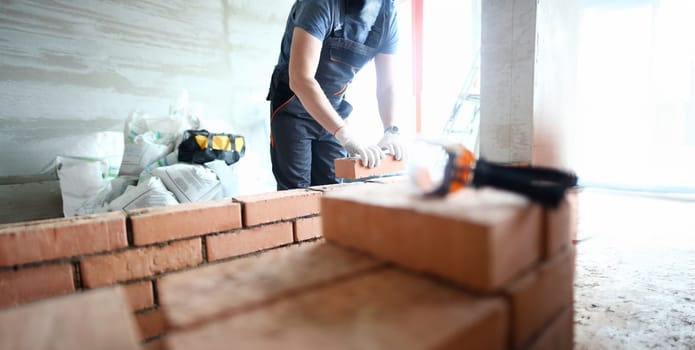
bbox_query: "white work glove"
[335,125,385,168]
[377,126,404,160]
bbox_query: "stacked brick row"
[0,186,334,342]
[321,182,577,349]
[0,175,578,349]
[154,181,577,349]
[0,287,143,350]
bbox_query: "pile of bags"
[56,93,245,217]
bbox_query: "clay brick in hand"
[159,243,383,330]
[234,189,321,227]
[334,155,405,179]
[128,199,242,246]
[165,268,509,350]
[0,211,127,267]
[322,182,543,292]
[0,286,141,350]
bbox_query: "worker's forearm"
[377,84,396,129]
[290,78,345,134]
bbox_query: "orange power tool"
[409,141,578,208]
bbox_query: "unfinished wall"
[0,184,327,342]
[0,0,292,194]
[0,178,577,349]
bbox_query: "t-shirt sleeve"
[292,0,333,41]
[379,6,399,54]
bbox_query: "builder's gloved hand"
[377,126,404,160]
[335,125,385,168]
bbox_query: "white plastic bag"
[54,131,125,217]
[57,156,113,217]
[107,176,179,211]
[205,160,239,198]
[119,91,200,177]
[138,150,179,182]
[104,176,138,203]
[152,163,223,203]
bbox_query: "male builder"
[267,0,404,190]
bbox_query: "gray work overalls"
[267,0,391,190]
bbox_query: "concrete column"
[480,0,537,163]
[480,0,579,168]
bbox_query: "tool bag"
[177,129,245,166]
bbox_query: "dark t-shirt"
[275,0,399,67]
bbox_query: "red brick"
[80,239,202,288]
[0,264,75,308]
[136,308,166,340]
[543,190,577,259]
[205,222,293,262]
[143,338,165,350]
[365,174,410,184]
[0,211,127,267]
[334,155,405,179]
[527,306,574,350]
[165,268,508,350]
[128,199,242,246]
[123,280,154,311]
[308,181,375,193]
[159,243,382,330]
[234,189,321,227]
[0,286,140,350]
[322,183,543,292]
[505,247,575,348]
[293,216,322,241]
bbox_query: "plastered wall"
[0,0,293,194]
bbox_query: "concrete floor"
[574,189,695,349]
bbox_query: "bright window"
[575,0,695,190]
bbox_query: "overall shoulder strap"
[332,0,344,32]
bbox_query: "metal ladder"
[441,50,481,155]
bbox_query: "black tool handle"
[471,158,578,208]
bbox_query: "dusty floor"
[574,189,695,349]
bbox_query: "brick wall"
[0,177,579,349]
[320,182,577,349]
[0,186,327,343]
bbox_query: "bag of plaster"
[56,156,115,217]
[152,163,223,203]
[119,91,200,177]
[138,150,179,182]
[104,176,139,204]
[54,131,125,217]
[107,176,179,211]
[204,159,239,198]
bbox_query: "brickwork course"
[0,178,577,349]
